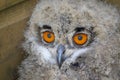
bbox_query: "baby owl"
[18,0,120,80]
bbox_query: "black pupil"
[47,34,51,38]
[78,36,82,40]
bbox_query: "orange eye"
[43,31,55,43]
[73,33,88,45]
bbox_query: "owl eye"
[73,33,88,45]
[42,31,55,43]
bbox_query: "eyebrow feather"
[43,25,51,29]
[74,27,85,32]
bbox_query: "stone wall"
[0,0,119,80]
[0,0,24,11]
[0,0,37,80]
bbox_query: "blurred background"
[0,0,119,80]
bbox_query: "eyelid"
[41,29,52,33]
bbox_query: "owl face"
[24,0,120,69]
[35,24,94,67]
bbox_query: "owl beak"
[57,44,66,68]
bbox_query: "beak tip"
[57,59,62,69]
[57,58,66,69]
[58,64,61,69]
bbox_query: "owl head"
[23,0,120,69]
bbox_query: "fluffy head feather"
[19,0,120,80]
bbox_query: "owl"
[18,0,120,80]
